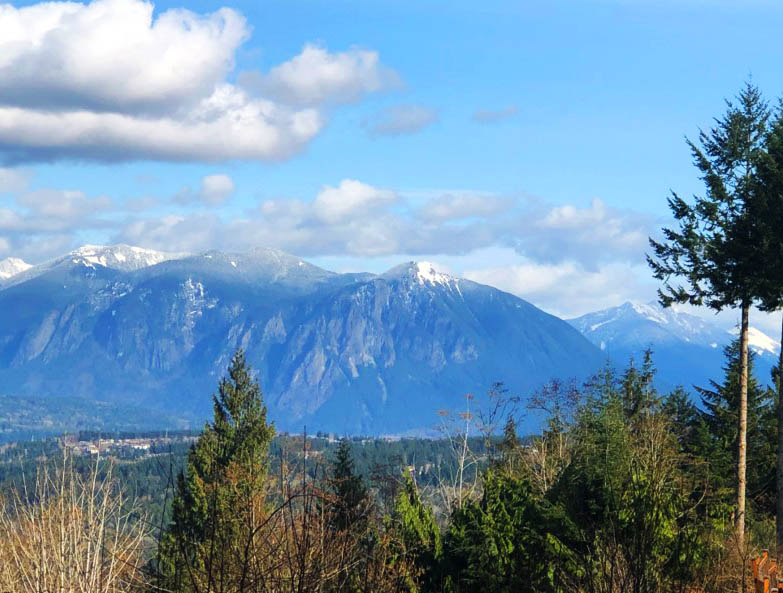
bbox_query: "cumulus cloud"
[0,0,395,163]
[364,104,438,137]
[514,198,654,269]
[312,179,397,223]
[472,105,518,124]
[109,185,655,266]
[0,169,660,320]
[0,186,115,260]
[464,258,654,319]
[0,0,247,114]
[416,192,514,222]
[239,44,399,107]
[174,174,236,207]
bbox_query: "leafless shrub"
[0,449,149,593]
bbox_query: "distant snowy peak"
[383,261,460,289]
[414,261,453,286]
[0,257,32,280]
[68,244,188,272]
[729,326,780,356]
[569,301,728,349]
[0,244,190,289]
[571,301,780,358]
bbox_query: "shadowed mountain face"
[569,302,778,392]
[0,246,603,434]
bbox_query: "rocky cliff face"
[0,245,603,434]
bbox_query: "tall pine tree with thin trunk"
[752,102,783,563]
[648,81,770,544]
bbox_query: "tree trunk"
[737,302,750,546]
[777,311,783,564]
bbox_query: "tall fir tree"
[329,438,370,532]
[752,102,783,560]
[648,81,771,541]
[696,340,776,514]
[154,349,274,592]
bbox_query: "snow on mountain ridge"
[68,244,188,271]
[728,326,779,355]
[569,301,729,350]
[0,257,32,280]
[414,261,453,286]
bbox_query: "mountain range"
[568,301,778,391]
[0,245,778,436]
[0,245,603,434]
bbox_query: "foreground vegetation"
[0,343,779,593]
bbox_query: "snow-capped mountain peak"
[68,244,187,271]
[728,326,779,356]
[628,302,670,325]
[414,261,453,286]
[569,301,730,354]
[569,300,779,390]
[0,257,32,280]
[383,261,459,288]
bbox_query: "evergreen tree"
[620,348,657,418]
[496,416,521,476]
[444,471,573,593]
[696,340,775,512]
[388,475,442,593]
[154,350,274,592]
[751,103,783,559]
[648,81,771,541]
[329,438,370,532]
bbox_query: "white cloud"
[16,189,111,219]
[416,192,513,222]
[0,84,323,163]
[515,198,654,268]
[0,0,393,163]
[199,174,236,206]
[464,258,654,318]
[364,104,438,137]
[0,167,29,192]
[174,174,236,206]
[313,179,397,223]
[0,0,247,115]
[0,187,114,260]
[240,44,399,107]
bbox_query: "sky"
[1,0,783,331]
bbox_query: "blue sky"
[1,0,783,327]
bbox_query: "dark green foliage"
[751,103,783,313]
[552,360,706,593]
[444,471,574,593]
[154,349,274,592]
[330,438,370,532]
[497,416,521,474]
[388,476,442,593]
[648,81,770,311]
[696,340,776,510]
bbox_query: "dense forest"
[5,82,783,592]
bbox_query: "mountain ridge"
[0,244,604,434]
[569,301,777,389]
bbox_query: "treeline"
[0,343,778,593]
